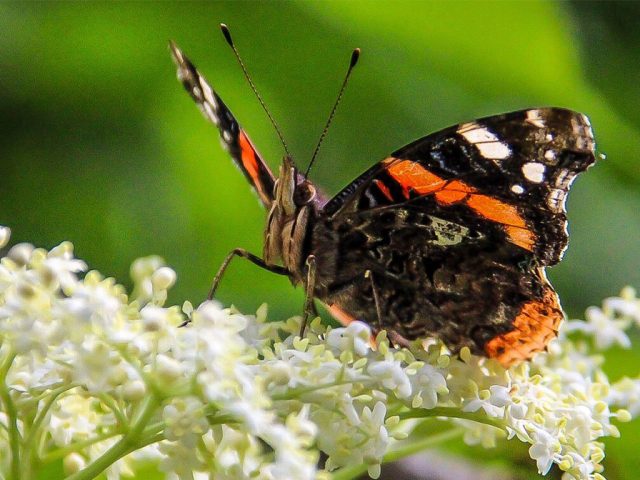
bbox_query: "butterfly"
[170,25,597,366]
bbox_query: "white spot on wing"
[554,169,576,188]
[544,150,556,161]
[202,103,220,126]
[458,125,498,143]
[201,81,217,108]
[511,184,525,194]
[476,142,511,160]
[457,125,511,160]
[526,110,546,128]
[522,162,546,183]
[547,188,566,212]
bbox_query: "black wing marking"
[323,108,597,265]
[170,42,276,207]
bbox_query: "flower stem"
[66,394,160,480]
[398,406,504,429]
[331,427,464,480]
[41,431,120,463]
[0,349,21,480]
[271,378,369,401]
[23,383,79,475]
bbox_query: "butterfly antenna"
[220,23,292,158]
[305,48,360,178]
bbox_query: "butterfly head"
[275,155,317,216]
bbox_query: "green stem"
[0,349,21,480]
[398,406,504,430]
[41,431,119,463]
[23,383,79,476]
[379,427,464,463]
[15,381,69,408]
[271,378,368,401]
[66,394,160,480]
[24,383,80,448]
[97,393,128,427]
[331,427,464,480]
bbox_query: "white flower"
[565,306,631,349]
[7,242,34,266]
[163,396,208,441]
[463,384,510,418]
[42,241,87,289]
[49,395,105,446]
[604,287,640,325]
[609,377,640,416]
[411,364,448,408]
[63,452,87,475]
[367,357,412,399]
[529,429,561,475]
[151,266,177,291]
[326,321,372,357]
[0,226,11,249]
[320,402,389,478]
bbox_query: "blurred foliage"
[1,2,639,479]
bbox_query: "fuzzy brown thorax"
[264,156,316,283]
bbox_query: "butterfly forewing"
[324,108,596,266]
[170,43,276,207]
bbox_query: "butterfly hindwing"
[170,43,276,207]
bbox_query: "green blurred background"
[1,1,639,479]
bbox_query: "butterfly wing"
[314,108,596,365]
[323,108,596,266]
[170,43,276,207]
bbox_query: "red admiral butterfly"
[170,25,597,366]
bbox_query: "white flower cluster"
[0,226,638,480]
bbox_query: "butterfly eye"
[294,182,317,206]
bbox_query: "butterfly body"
[170,42,597,366]
[264,155,320,285]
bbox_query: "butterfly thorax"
[264,156,317,283]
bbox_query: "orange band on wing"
[385,159,535,251]
[373,179,394,202]
[434,189,469,205]
[466,194,525,227]
[386,160,448,197]
[465,194,536,251]
[328,303,378,349]
[503,226,536,251]
[328,303,358,326]
[484,285,563,366]
[238,131,268,202]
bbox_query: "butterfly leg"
[365,270,383,331]
[208,248,289,300]
[299,254,317,337]
[364,270,407,347]
[180,248,289,327]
